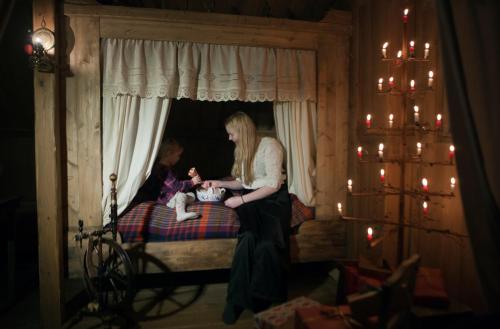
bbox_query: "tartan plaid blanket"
[118,195,314,243]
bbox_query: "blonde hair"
[158,138,182,167]
[225,112,259,185]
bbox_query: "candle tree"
[340,7,463,265]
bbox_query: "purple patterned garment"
[156,169,194,205]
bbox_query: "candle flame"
[357,146,362,152]
[414,105,419,113]
[429,71,434,78]
[422,178,428,187]
[423,201,428,209]
[367,227,373,235]
[404,8,409,15]
[389,76,394,82]
[450,145,455,152]
[337,203,342,213]
[348,179,352,186]
[378,78,384,83]
[410,80,415,87]
[380,169,385,176]
[417,142,422,148]
[389,113,394,120]
[382,42,389,49]
[397,50,402,58]
[378,143,384,151]
[437,113,442,120]
[450,177,456,185]
[425,42,430,49]
[410,40,415,47]
[366,114,372,121]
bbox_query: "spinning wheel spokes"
[83,238,135,309]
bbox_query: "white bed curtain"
[101,96,170,225]
[101,38,317,223]
[274,101,317,206]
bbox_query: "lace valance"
[102,38,316,102]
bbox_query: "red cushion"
[413,267,450,308]
[295,305,352,329]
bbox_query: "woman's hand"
[202,180,222,189]
[224,196,244,208]
[191,175,202,185]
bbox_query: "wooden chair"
[347,254,421,329]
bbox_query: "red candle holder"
[357,146,363,159]
[367,227,374,241]
[422,201,429,215]
[365,114,372,128]
[421,178,429,192]
[409,41,415,57]
[449,145,455,160]
[403,9,409,23]
[435,114,442,129]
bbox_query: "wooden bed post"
[33,0,64,328]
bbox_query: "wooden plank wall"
[63,4,352,276]
[33,0,64,328]
[351,0,485,311]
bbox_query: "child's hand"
[191,175,202,185]
[188,167,198,178]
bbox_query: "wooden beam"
[64,3,352,36]
[33,0,64,328]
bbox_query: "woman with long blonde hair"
[203,111,291,324]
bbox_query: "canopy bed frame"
[61,3,352,277]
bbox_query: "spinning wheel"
[83,237,135,310]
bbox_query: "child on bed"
[156,139,202,222]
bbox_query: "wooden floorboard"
[61,262,337,329]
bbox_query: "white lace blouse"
[237,137,286,190]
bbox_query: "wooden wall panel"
[66,15,102,230]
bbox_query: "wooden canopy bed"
[62,3,352,277]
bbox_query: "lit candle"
[422,201,429,215]
[424,42,430,59]
[389,76,395,89]
[449,145,455,160]
[337,202,343,215]
[367,227,374,241]
[409,40,415,57]
[397,50,403,61]
[403,8,409,23]
[421,178,429,192]
[450,177,456,191]
[382,42,389,58]
[416,142,422,155]
[347,179,353,193]
[435,113,442,129]
[366,114,372,128]
[410,79,416,92]
[428,71,434,88]
[378,78,384,91]
[357,146,363,159]
[388,113,394,128]
[380,168,385,183]
[378,143,384,160]
[413,105,420,124]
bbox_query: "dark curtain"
[0,0,16,44]
[436,0,500,313]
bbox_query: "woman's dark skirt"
[226,183,292,310]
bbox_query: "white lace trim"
[102,38,316,102]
